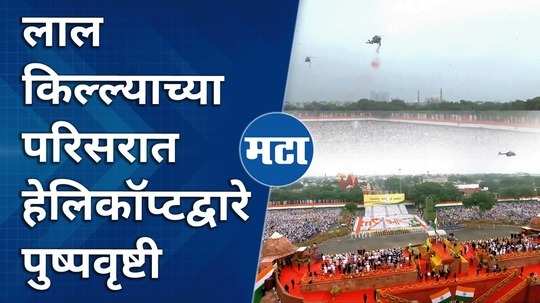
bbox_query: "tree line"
[270,174,539,221]
[382,174,539,205]
[285,97,540,111]
[270,183,363,203]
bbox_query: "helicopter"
[498,151,516,157]
[304,56,314,67]
[366,35,382,52]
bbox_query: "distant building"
[456,184,488,196]
[423,176,448,184]
[370,90,390,102]
[338,174,359,191]
[425,96,442,104]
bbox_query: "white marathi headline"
[19,17,248,291]
[22,17,103,47]
[22,63,224,106]
[22,121,179,163]
[21,178,250,228]
[21,237,162,291]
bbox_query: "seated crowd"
[318,248,409,277]
[436,201,540,228]
[263,208,341,243]
[464,234,540,257]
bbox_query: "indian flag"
[253,265,275,303]
[455,286,475,301]
[430,288,451,303]
[353,217,362,235]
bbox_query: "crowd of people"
[318,248,409,276]
[436,201,540,228]
[464,235,540,257]
[263,208,341,243]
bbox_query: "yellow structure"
[363,193,405,205]
[430,255,442,270]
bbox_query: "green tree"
[343,202,359,214]
[384,177,403,193]
[463,191,496,211]
[269,182,363,203]
[407,182,462,208]
[423,196,436,223]
[283,96,540,111]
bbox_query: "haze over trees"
[285,97,540,111]
[270,183,363,203]
[270,174,539,217]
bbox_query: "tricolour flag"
[353,217,362,234]
[430,288,451,303]
[455,285,475,301]
[253,265,275,303]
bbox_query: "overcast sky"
[285,0,540,103]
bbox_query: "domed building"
[529,215,540,229]
[259,232,297,267]
[521,214,540,234]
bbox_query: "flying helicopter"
[498,151,516,157]
[366,35,382,52]
[304,56,313,67]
